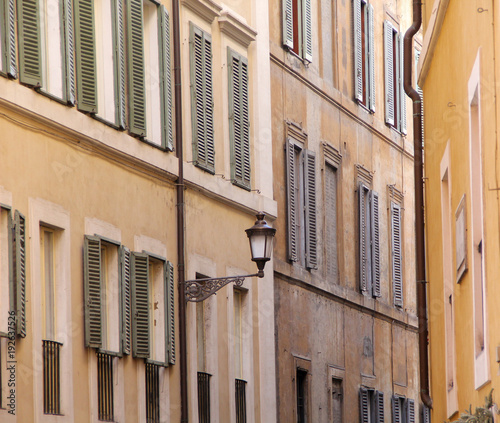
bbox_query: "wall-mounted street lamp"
[184,213,276,302]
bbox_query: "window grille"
[97,352,114,421]
[43,340,62,415]
[146,362,160,423]
[235,379,247,423]
[198,371,211,423]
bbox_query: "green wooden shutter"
[359,388,369,423]
[399,33,407,134]
[75,0,97,113]
[358,185,368,294]
[305,149,317,269]
[127,0,147,137]
[391,202,403,307]
[286,139,297,262]
[353,0,362,102]
[114,0,127,129]
[283,0,293,49]
[14,211,26,338]
[120,246,131,355]
[159,6,173,150]
[63,0,75,105]
[406,399,415,423]
[5,0,17,78]
[392,396,402,423]
[228,48,251,190]
[132,253,150,358]
[84,235,102,348]
[371,191,380,297]
[367,4,375,112]
[165,261,175,365]
[384,20,394,126]
[17,0,41,87]
[303,0,312,62]
[375,391,384,423]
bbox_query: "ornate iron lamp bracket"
[184,273,259,302]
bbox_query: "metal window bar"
[235,379,247,423]
[43,340,62,415]
[146,362,160,423]
[197,371,211,423]
[97,352,114,421]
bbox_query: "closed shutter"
[286,139,297,262]
[114,0,127,129]
[384,20,394,126]
[371,191,380,297]
[391,202,403,307]
[406,399,415,423]
[325,165,338,281]
[132,253,150,358]
[392,396,401,423]
[375,391,384,423]
[399,33,407,134]
[84,235,102,348]
[5,0,17,78]
[422,405,431,423]
[358,185,368,294]
[17,0,41,86]
[160,6,174,150]
[303,0,312,62]
[75,0,97,113]
[14,211,26,338]
[228,49,251,190]
[63,0,75,105]
[120,246,131,355]
[127,0,147,137]
[353,0,363,102]
[368,4,375,112]
[165,261,175,365]
[305,149,317,269]
[359,388,369,423]
[283,0,293,49]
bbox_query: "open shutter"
[359,388,369,423]
[120,246,131,355]
[391,202,403,307]
[17,0,41,86]
[392,396,402,423]
[368,4,375,112]
[160,6,174,150]
[305,150,317,269]
[84,235,102,348]
[353,0,363,102]
[384,21,394,126]
[114,0,127,129]
[165,261,175,365]
[358,185,368,294]
[422,405,431,423]
[375,391,384,423]
[203,32,215,170]
[127,0,146,137]
[132,253,150,358]
[286,139,297,262]
[63,0,75,105]
[75,0,97,113]
[283,0,293,49]
[399,33,407,134]
[303,0,312,62]
[5,0,17,78]
[406,399,415,423]
[14,211,26,338]
[371,191,380,297]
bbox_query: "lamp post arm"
[184,273,260,302]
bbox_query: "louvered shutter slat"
[286,139,297,262]
[359,185,368,293]
[376,391,384,423]
[5,0,17,78]
[399,33,407,134]
[14,211,26,338]
[407,399,415,423]
[392,396,401,423]
[283,0,293,49]
[132,253,150,358]
[115,0,127,129]
[160,6,174,150]
[305,150,317,269]
[120,246,131,355]
[204,35,215,170]
[368,5,375,112]
[84,235,102,347]
[17,0,41,86]
[303,0,312,62]
[391,203,403,307]
[353,0,363,102]
[359,388,369,423]
[166,261,175,365]
[371,191,380,297]
[64,0,75,105]
[422,405,431,423]
[384,21,395,125]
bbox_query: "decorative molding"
[455,194,468,283]
[356,164,373,188]
[388,184,404,206]
[218,10,257,47]
[285,120,307,145]
[322,143,342,169]
[181,0,222,23]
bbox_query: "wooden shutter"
[384,20,394,126]
[325,164,338,281]
[17,0,41,86]
[391,202,403,307]
[359,388,369,423]
[75,0,97,113]
[228,48,251,190]
[132,253,150,358]
[63,0,75,105]
[283,0,293,49]
[406,399,415,423]
[14,211,26,338]
[303,0,312,62]
[358,185,368,294]
[367,4,375,112]
[114,0,127,129]
[165,261,175,365]
[160,6,174,150]
[392,396,402,423]
[305,149,317,269]
[286,139,298,262]
[84,235,102,348]
[120,246,131,355]
[127,0,147,137]
[399,33,407,134]
[353,0,363,102]
[5,0,17,78]
[375,391,384,423]
[422,405,430,423]
[371,191,380,297]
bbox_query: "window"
[18,0,75,102]
[198,371,211,423]
[383,21,406,134]
[358,185,380,297]
[296,369,308,423]
[228,48,251,190]
[325,163,339,283]
[0,0,17,78]
[359,388,383,423]
[390,202,403,307]
[146,362,160,423]
[286,137,317,269]
[190,23,215,173]
[234,289,247,423]
[391,396,415,423]
[97,351,114,421]
[353,0,375,111]
[282,0,312,62]
[332,378,343,423]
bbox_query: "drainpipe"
[173,0,189,421]
[403,0,433,409]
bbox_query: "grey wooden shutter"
[303,0,312,62]
[325,165,338,281]
[406,399,415,423]
[127,0,147,137]
[422,405,430,423]
[353,0,363,102]
[14,211,26,338]
[305,149,317,269]
[283,0,293,49]
[391,202,403,307]
[375,391,384,423]
[160,6,174,150]
[384,21,394,126]
[286,139,297,262]
[359,185,368,294]
[228,48,251,190]
[17,0,42,87]
[399,33,407,134]
[63,0,75,105]
[75,0,98,113]
[132,253,150,358]
[114,0,127,129]
[368,4,375,112]
[84,235,102,348]
[5,0,17,78]
[165,261,175,365]
[371,191,380,297]
[392,396,401,423]
[120,246,131,355]
[359,388,369,423]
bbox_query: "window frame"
[359,387,384,423]
[282,0,312,62]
